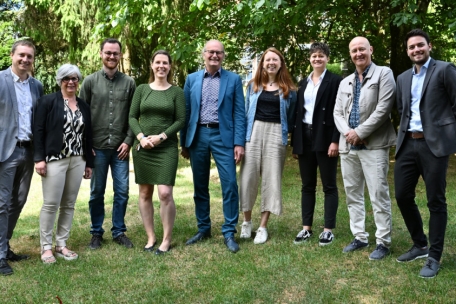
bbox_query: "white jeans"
[340,148,392,246]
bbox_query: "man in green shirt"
[79,38,136,249]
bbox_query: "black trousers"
[394,137,449,261]
[298,128,338,229]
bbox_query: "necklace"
[268,81,276,86]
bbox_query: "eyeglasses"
[205,50,224,56]
[103,51,120,57]
[62,77,79,83]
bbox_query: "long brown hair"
[249,47,296,99]
[148,50,173,84]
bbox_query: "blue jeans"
[89,149,129,238]
[188,126,239,238]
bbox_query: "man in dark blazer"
[395,29,456,278]
[0,40,43,275]
[181,39,246,253]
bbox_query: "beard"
[411,54,429,66]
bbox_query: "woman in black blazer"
[33,64,93,264]
[291,42,342,246]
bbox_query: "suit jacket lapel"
[218,69,227,108]
[195,70,204,108]
[5,68,19,123]
[421,58,436,98]
[297,80,308,120]
[402,69,413,112]
[315,72,330,107]
[30,78,40,108]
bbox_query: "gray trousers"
[0,146,34,259]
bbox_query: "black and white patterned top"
[46,99,85,162]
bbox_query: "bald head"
[349,37,373,72]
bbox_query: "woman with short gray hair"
[33,64,93,264]
[55,64,82,87]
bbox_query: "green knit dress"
[129,84,185,185]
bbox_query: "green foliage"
[326,63,343,76]
[0,0,21,70]
[1,0,455,94]
[0,21,14,70]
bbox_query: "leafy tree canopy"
[1,0,455,94]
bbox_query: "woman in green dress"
[129,50,185,254]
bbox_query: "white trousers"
[340,148,392,246]
[40,156,85,251]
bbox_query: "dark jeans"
[394,137,449,261]
[298,129,338,229]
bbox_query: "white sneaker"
[254,227,268,244]
[240,221,252,238]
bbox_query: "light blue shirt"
[409,57,431,132]
[11,69,33,141]
[303,69,326,124]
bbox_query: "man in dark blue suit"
[181,40,246,253]
[395,29,456,278]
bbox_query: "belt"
[16,141,31,148]
[199,123,219,128]
[303,123,312,130]
[407,132,424,139]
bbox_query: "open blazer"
[333,63,396,153]
[181,68,246,148]
[292,70,342,153]
[0,67,43,162]
[33,91,94,168]
[396,58,456,158]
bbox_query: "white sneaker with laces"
[254,227,268,244]
[240,221,252,238]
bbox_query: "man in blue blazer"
[181,40,246,253]
[395,29,456,278]
[0,40,43,275]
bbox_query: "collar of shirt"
[10,68,30,84]
[354,63,372,80]
[306,69,327,85]
[102,69,119,80]
[204,68,221,78]
[412,57,431,75]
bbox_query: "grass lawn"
[2,147,456,303]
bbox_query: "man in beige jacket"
[334,37,396,260]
